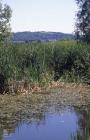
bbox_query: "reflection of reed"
[71,106,90,140]
[0,93,67,135]
[0,128,3,140]
[0,93,90,139]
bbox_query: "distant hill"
[12,31,74,42]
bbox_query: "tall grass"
[0,40,90,93]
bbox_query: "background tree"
[0,0,12,45]
[75,0,90,43]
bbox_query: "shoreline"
[0,81,90,123]
[16,81,90,95]
[1,81,90,106]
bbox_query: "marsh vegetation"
[0,40,90,94]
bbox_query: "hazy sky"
[3,0,77,33]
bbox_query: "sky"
[3,0,77,33]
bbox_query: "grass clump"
[0,40,90,94]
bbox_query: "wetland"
[0,85,90,140]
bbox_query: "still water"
[0,93,90,140]
[4,111,79,140]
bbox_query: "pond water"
[2,107,90,140]
[0,93,90,140]
[3,109,79,140]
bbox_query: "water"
[0,93,90,140]
[3,110,78,140]
[1,107,90,140]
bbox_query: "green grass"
[0,40,90,93]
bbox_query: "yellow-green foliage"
[0,40,90,86]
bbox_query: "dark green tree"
[75,0,90,43]
[0,0,12,45]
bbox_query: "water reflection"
[72,107,90,140]
[0,94,90,140]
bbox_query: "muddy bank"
[0,82,90,114]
